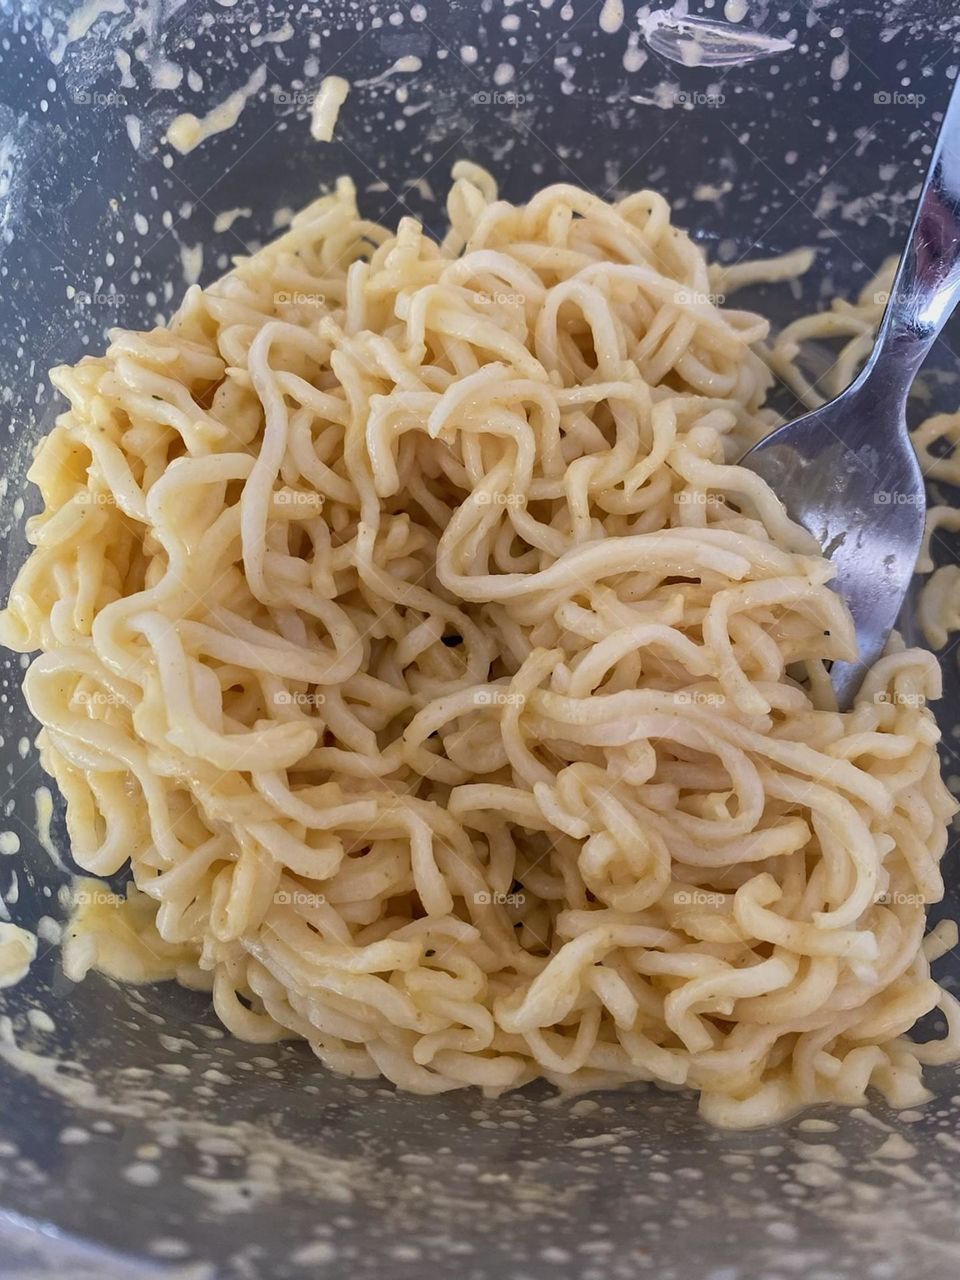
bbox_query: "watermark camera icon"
[472,90,527,106]
[274,888,326,906]
[274,290,326,306]
[674,888,724,907]
[273,690,326,706]
[873,91,925,106]
[473,689,526,707]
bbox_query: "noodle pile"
[3,165,959,1127]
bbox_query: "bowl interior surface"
[2,3,960,1277]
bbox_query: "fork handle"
[857,78,960,403]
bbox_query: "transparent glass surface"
[1,3,960,1276]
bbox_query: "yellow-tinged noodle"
[2,167,959,1127]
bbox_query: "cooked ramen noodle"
[3,164,959,1127]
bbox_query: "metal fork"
[741,79,960,709]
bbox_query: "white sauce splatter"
[150,57,183,92]
[124,115,142,152]
[0,870,18,919]
[694,181,734,201]
[251,20,294,48]
[292,1241,337,1265]
[167,65,267,155]
[213,207,252,234]
[27,1008,55,1033]
[0,922,36,989]
[355,57,422,89]
[60,1127,91,1145]
[37,916,63,945]
[623,32,647,73]
[599,0,625,35]
[0,831,20,856]
[873,1133,916,1160]
[310,76,350,143]
[831,48,850,81]
[125,1161,162,1187]
[51,0,125,64]
[115,48,135,88]
[35,786,66,871]
[180,242,204,287]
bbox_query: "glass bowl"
[1,2,959,1276]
